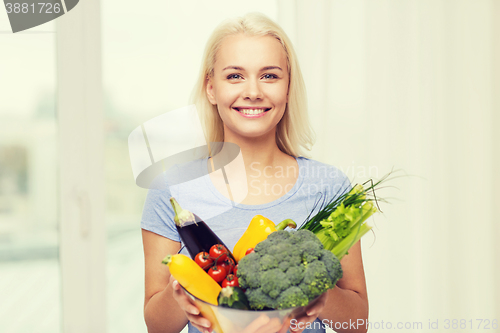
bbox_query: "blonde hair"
[190,12,315,157]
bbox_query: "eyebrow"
[222,66,283,72]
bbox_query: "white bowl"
[182,286,325,333]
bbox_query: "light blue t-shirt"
[141,156,351,333]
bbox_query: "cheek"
[273,91,287,106]
[273,85,289,105]
[217,86,240,105]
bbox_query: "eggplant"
[170,197,235,261]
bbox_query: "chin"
[223,121,279,141]
[235,128,275,140]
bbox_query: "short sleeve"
[299,158,352,203]
[326,165,352,202]
[141,186,180,242]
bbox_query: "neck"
[221,128,285,170]
[206,127,298,205]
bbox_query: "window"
[0,18,60,333]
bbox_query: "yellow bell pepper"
[232,215,296,262]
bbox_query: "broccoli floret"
[239,271,262,289]
[319,249,343,283]
[266,230,291,243]
[286,265,305,285]
[301,260,333,299]
[260,269,291,298]
[258,254,278,271]
[299,240,323,263]
[269,242,301,271]
[237,252,261,289]
[268,242,294,262]
[254,240,270,254]
[245,288,277,310]
[237,229,343,310]
[276,286,309,309]
[289,229,321,245]
[278,261,290,272]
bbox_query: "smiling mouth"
[233,108,271,115]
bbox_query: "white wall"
[284,0,499,329]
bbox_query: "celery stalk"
[299,177,384,260]
[332,222,372,260]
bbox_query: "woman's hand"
[171,276,213,333]
[242,293,328,333]
[280,292,328,333]
[241,315,282,333]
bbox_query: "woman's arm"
[318,241,369,333]
[142,229,212,333]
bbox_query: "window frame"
[56,1,106,332]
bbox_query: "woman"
[141,12,368,333]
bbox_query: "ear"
[206,76,217,105]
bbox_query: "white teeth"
[238,108,267,115]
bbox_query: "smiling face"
[206,34,289,142]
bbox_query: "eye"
[262,73,279,80]
[227,73,242,80]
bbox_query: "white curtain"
[278,0,499,328]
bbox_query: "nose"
[242,78,264,100]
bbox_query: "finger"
[171,281,201,316]
[290,326,304,333]
[289,317,311,333]
[183,303,201,316]
[291,309,325,333]
[187,314,212,332]
[180,299,211,331]
[191,322,213,333]
[253,317,281,333]
[280,319,302,333]
[171,279,181,290]
[277,318,291,333]
[169,279,212,332]
[288,311,321,331]
[251,317,282,333]
[306,307,320,317]
[299,293,327,322]
[242,316,283,333]
[242,314,270,333]
[304,294,327,316]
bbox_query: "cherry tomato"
[233,264,238,276]
[208,265,227,283]
[220,258,235,275]
[209,244,228,264]
[245,248,255,256]
[194,251,213,270]
[222,274,239,288]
